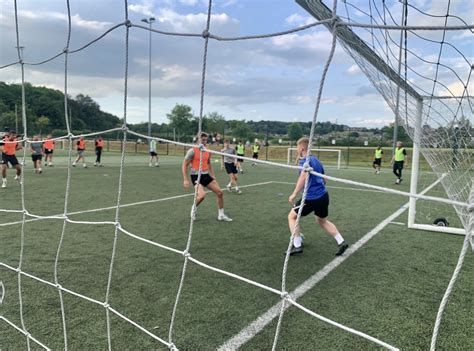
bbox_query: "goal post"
[408,99,466,236]
[287,148,342,169]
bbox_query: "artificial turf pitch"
[0,153,472,350]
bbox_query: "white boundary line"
[0,181,274,228]
[218,178,446,350]
[218,202,409,350]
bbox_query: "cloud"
[352,118,394,126]
[285,13,313,26]
[346,64,361,76]
[19,10,112,31]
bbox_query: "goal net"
[298,0,472,233]
[287,148,342,169]
[0,0,472,350]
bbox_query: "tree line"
[0,81,434,147]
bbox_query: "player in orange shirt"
[73,136,87,168]
[1,131,22,188]
[43,134,55,167]
[182,132,232,222]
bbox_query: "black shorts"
[393,161,404,170]
[253,153,259,159]
[150,151,157,156]
[44,149,54,154]
[293,192,329,218]
[32,154,42,162]
[224,162,238,174]
[190,173,215,187]
[237,154,244,162]
[373,158,382,165]
[1,154,19,167]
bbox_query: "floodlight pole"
[142,17,155,138]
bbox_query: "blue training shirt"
[298,156,327,200]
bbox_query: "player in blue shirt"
[287,137,348,256]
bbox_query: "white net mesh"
[298,0,473,230]
[0,1,472,350]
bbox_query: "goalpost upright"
[297,0,469,236]
[287,147,342,169]
[407,97,466,235]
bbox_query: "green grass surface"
[0,153,472,350]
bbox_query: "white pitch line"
[219,177,443,350]
[218,202,410,350]
[390,222,406,226]
[0,181,274,228]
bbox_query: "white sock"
[235,186,240,191]
[294,236,302,248]
[227,182,232,187]
[218,208,224,216]
[2,178,6,183]
[334,233,344,245]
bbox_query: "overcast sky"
[0,0,472,127]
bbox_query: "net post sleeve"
[408,98,423,228]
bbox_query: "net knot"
[198,144,206,152]
[302,163,313,173]
[56,283,62,290]
[125,20,132,28]
[63,48,69,54]
[280,291,290,299]
[182,250,191,258]
[103,302,110,308]
[201,30,210,38]
[169,342,178,351]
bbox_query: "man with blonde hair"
[287,137,348,256]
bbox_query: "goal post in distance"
[287,148,342,169]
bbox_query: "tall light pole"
[142,17,155,138]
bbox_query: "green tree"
[0,111,16,131]
[232,120,252,140]
[36,116,50,135]
[288,122,303,141]
[205,112,225,134]
[166,104,194,141]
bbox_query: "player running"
[221,139,242,194]
[43,135,55,167]
[372,145,383,174]
[182,132,232,222]
[30,135,44,174]
[236,140,245,173]
[73,136,87,168]
[1,131,22,188]
[251,142,260,166]
[286,137,348,256]
[391,141,408,184]
[149,138,159,167]
[94,135,104,166]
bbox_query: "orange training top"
[44,139,55,150]
[191,146,210,171]
[3,139,18,156]
[77,139,86,150]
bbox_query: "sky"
[0,0,472,127]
